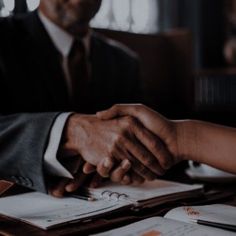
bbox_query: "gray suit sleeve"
[0,113,60,193]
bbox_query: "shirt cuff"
[44,112,74,179]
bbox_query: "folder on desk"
[0,179,203,230]
[0,180,14,196]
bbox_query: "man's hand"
[97,104,182,168]
[48,155,90,197]
[62,114,173,181]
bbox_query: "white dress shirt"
[38,11,90,179]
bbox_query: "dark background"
[2,0,229,69]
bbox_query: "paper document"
[88,179,202,204]
[0,179,203,230]
[165,204,236,227]
[0,192,127,229]
[94,217,236,236]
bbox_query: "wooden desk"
[0,178,235,236]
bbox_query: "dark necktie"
[68,39,89,109]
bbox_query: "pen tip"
[88,197,96,201]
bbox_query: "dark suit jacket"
[0,11,141,193]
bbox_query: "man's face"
[41,0,102,36]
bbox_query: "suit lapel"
[90,33,110,92]
[22,11,69,110]
[90,33,119,111]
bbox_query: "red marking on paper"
[184,207,200,217]
[141,230,161,236]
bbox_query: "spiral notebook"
[84,179,203,208]
[0,179,203,230]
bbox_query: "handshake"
[50,104,184,197]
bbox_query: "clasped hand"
[50,105,177,197]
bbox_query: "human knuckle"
[138,152,148,163]
[157,153,169,167]
[160,155,172,170]
[151,140,163,152]
[138,165,147,175]
[112,104,120,110]
[133,104,143,113]
[144,157,155,166]
[114,133,125,144]
[133,104,141,111]
[161,159,170,170]
[150,139,158,149]
[123,116,137,127]
[117,127,129,139]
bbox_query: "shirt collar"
[38,11,90,57]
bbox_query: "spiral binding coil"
[100,190,129,201]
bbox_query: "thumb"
[96,105,122,120]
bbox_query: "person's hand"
[83,160,145,185]
[48,155,91,197]
[49,143,135,197]
[49,158,139,197]
[97,104,182,167]
[62,114,173,182]
[48,174,88,198]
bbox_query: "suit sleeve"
[0,39,62,193]
[44,112,73,179]
[0,112,61,193]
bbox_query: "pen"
[191,219,236,232]
[68,193,96,202]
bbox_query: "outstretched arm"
[97,104,236,174]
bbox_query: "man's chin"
[66,22,89,37]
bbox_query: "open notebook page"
[94,217,236,236]
[0,192,129,230]
[87,179,202,203]
[165,204,236,226]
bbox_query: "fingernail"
[122,175,130,184]
[121,159,131,170]
[65,184,73,192]
[52,190,63,198]
[103,158,112,168]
